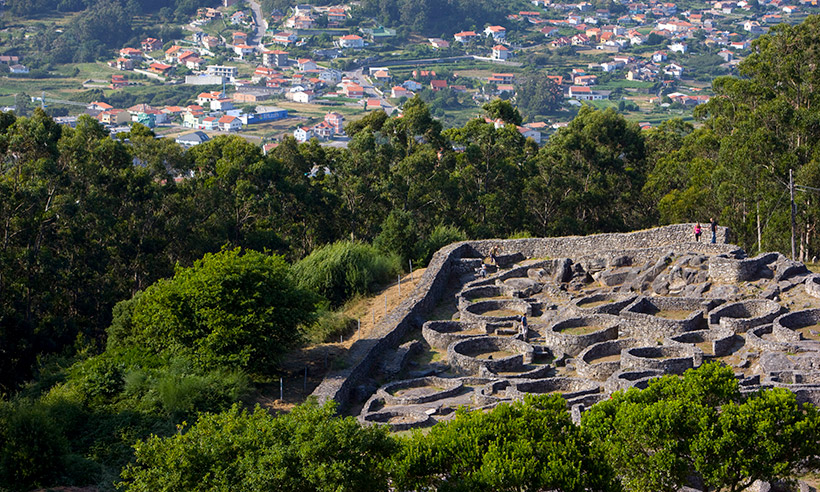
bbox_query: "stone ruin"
[309,224,820,431]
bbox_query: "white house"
[391,86,414,98]
[339,34,364,48]
[669,42,688,53]
[218,115,242,131]
[233,44,256,58]
[454,31,478,43]
[294,126,313,142]
[291,90,315,103]
[297,59,318,71]
[492,45,511,60]
[568,85,607,100]
[517,126,542,145]
[484,25,507,40]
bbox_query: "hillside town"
[1,0,818,148]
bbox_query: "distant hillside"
[355,0,527,37]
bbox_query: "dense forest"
[3,15,820,492]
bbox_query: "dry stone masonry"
[308,224,820,431]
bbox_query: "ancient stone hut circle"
[310,224,820,430]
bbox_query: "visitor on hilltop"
[477,263,487,278]
[694,222,702,242]
[490,244,501,265]
[710,217,718,244]
[519,314,528,336]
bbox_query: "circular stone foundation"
[576,338,636,381]
[448,336,534,375]
[460,298,531,324]
[570,293,638,315]
[378,376,464,406]
[543,314,620,356]
[708,299,782,333]
[669,327,735,357]
[774,309,820,343]
[509,377,601,401]
[422,320,489,350]
[621,344,699,374]
[360,409,433,432]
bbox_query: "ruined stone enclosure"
[310,224,820,430]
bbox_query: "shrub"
[108,248,319,373]
[293,241,401,308]
[0,400,68,491]
[120,400,396,492]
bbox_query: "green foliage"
[355,0,511,36]
[416,224,469,265]
[109,248,318,373]
[374,209,420,267]
[392,394,621,492]
[0,399,68,491]
[293,240,401,308]
[306,310,356,344]
[526,106,649,236]
[646,15,820,256]
[483,99,523,126]
[119,400,397,492]
[515,72,564,119]
[582,362,820,492]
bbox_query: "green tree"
[483,99,523,125]
[526,106,649,236]
[392,394,621,492]
[119,400,396,492]
[582,363,820,492]
[514,72,563,119]
[107,248,318,373]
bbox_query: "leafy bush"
[0,399,68,491]
[62,348,250,418]
[293,241,401,308]
[108,248,319,373]
[391,394,619,492]
[120,400,397,492]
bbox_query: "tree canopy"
[107,248,318,373]
[392,394,621,492]
[119,400,396,492]
[582,363,820,492]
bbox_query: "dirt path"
[254,268,427,413]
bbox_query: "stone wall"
[310,224,740,412]
[465,223,733,260]
[620,296,716,340]
[708,299,783,333]
[621,345,700,374]
[448,336,533,375]
[543,315,620,356]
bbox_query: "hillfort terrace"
[310,224,820,429]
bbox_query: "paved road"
[247,0,268,48]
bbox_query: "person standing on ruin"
[520,314,528,337]
[490,244,501,265]
[694,222,702,242]
[710,217,717,243]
